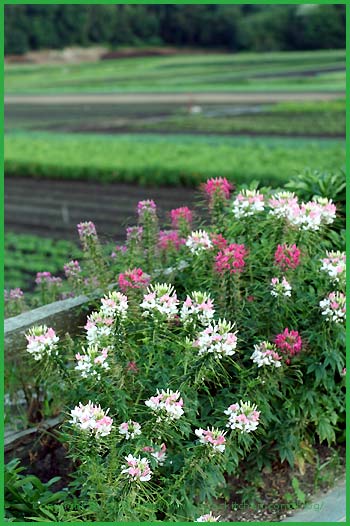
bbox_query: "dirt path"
[5,91,344,106]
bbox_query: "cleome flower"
[274,244,301,271]
[270,277,292,297]
[225,401,260,433]
[25,325,59,361]
[195,427,226,453]
[100,291,128,318]
[319,291,346,324]
[180,291,215,327]
[145,389,184,421]
[118,268,151,293]
[75,346,110,379]
[268,191,298,219]
[274,328,302,357]
[121,454,152,482]
[170,206,193,230]
[203,177,232,204]
[64,260,81,280]
[158,230,185,251]
[250,341,282,368]
[232,189,265,218]
[118,420,142,440]
[196,512,221,522]
[70,401,113,437]
[143,443,167,465]
[140,283,179,320]
[137,199,157,219]
[320,251,346,286]
[193,319,238,359]
[77,221,98,251]
[215,243,248,275]
[186,230,213,255]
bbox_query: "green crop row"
[5,132,345,188]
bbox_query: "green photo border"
[1,1,348,525]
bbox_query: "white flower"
[121,454,152,482]
[140,283,179,320]
[180,291,215,327]
[118,420,142,440]
[70,401,113,437]
[75,346,110,379]
[193,319,238,359]
[186,230,212,255]
[25,326,59,361]
[225,400,260,433]
[320,251,346,286]
[270,277,292,297]
[250,342,282,368]
[100,291,128,318]
[232,189,265,218]
[145,389,184,421]
[195,427,226,453]
[320,291,346,324]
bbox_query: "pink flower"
[127,361,139,374]
[214,243,248,275]
[64,260,81,279]
[6,288,24,300]
[77,221,98,250]
[211,233,228,251]
[203,177,232,203]
[137,200,157,219]
[121,454,152,482]
[170,207,193,229]
[158,230,185,251]
[195,427,226,453]
[274,244,301,271]
[118,268,151,292]
[274,328,302,358]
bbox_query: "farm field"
[5,50,345,94]
[5,99,345,138]
[5,132,345,188]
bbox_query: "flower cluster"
[269,193,336,231]
[250,341,282,368]
[75,346,110,379]
[270,277,292,297]
[64,260,81,280]
[85,291,128,346]
[214,243,247,275]
[140,283,179,320]
[5,288,24,300]
[203,177,232,203]
[70,401,113,437]
[121,454,152,482]
[145,389,184,421]
[269,191,298,218]
[158,230,185,251]
[77,221,98,250]
[126,226,143,243]
[137,200,157,220]
[196,512,221,522]
[143,443,167,465]
[274,328,302,357]
[186,230,213,254]
[225,401,260,433]
[232,189,264,218]
[25,325,59,361]
[319,292,346,324]
[180,291,215,327]
[211,233,228,251]
[193,319,238,359]
[274,244,301,271]
[195,427,226,453]
[118,268,151,292]
[320,251,346,285]
[35,272,62,286]
[170,206,193,230]
[118,420,142,440]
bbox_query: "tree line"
[5,4,345,55]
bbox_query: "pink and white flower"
[195,427,226,453]
[143,443,167,465]
[121,454,152,482]
[25,325,59,361]
[186,230,213,255]
[145,389,184,421]
[320,291,346,324]
[232,189,264,218]
[77,221,98,250]
[75,346,110,379]
[118,420,142,440]
[180,291,215,327]
[320,251,346,286]
[193,319,238,359]
[250,342,282,368]
[140,283,179,320]
[270,277,292,297]
[225,401,260,433]
[100,291,128,318]
[70,401,113,437]
[268,191,299,219]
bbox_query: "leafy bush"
[17,177,345,521]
